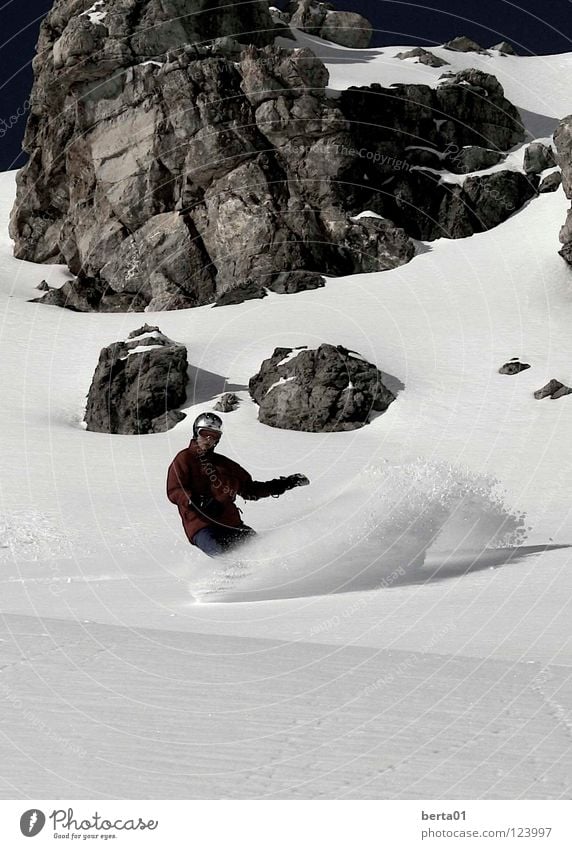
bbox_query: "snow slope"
[1,40,572,800]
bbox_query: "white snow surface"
[1,41,572,800]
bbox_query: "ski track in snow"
[191,460,527,603]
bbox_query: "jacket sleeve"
[237,471,289,501]
[166,453,196,509]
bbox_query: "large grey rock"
[491,41,517,55]
[340,70,524,156]
[524,142,556,175]
[267,270,326,293]
[534,379,572,400]
[289,0,329,34]
[553,116,572,264]
[214,280,267,307]
[436,69,524,150]
[499,358,531,375]
[462,171,537,230]
[11,1,413,312]
[31,274,148,312]
[249,344,396,431]
[84,325,188,433]
[320,11,373,48]
[338,69,530,240]
[443,36,489,54]
[396,47,449,68]
[11,0,536,311]
[213,392,240,412]
[289,1,372,48]
[539,171,562,193]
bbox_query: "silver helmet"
[192,412,223,439]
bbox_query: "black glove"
[280,473,310,492]
[189,495,224,518]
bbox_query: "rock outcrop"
[554,115,572,263]
[213,392,240,412]
[84,325,188,433]
[288,1,373,48]
[12,1,538,311]
[524,142,556,175]
[534,379,572,400]
[539,171,562,193]
[339,69,531,239]
[267,270,326,293]
[499,358,530,375]
[396,47,449,68]
[491,41,517,55]
[249,344,395,431]
[12,0,414,312]
[443,36,489,55]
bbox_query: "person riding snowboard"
[167,412,310,556]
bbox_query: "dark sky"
[0,0,570,171]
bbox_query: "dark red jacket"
[166,439,288,543]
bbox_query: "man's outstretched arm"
[239,473,310,501]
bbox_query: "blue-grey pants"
[192,525,256,557]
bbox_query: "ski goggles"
[197,428,222,439]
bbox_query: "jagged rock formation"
[11,0,414,312]
[554,116,572,263]
[249,344,395,431]
[213,392,240,412]
[11,2,537,310]
[84,325,188,433]
[396,47,449,68]
[213,269,326,304]
[524,142,556,175]
[491,41,517,55]
[534,379,572,400]
[339,69,532,239]
[499,358,530,375]
[267,270,326,293]
[443,36,489,55]
[539,171,562,193]
[287,1,372,48]
[31,274,148,312]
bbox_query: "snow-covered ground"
[1,39,572,800]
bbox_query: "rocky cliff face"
[11,0,531,312]
[11,0,415,310]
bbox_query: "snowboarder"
[167,412,310,556]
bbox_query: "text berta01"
[50,808,159,832]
